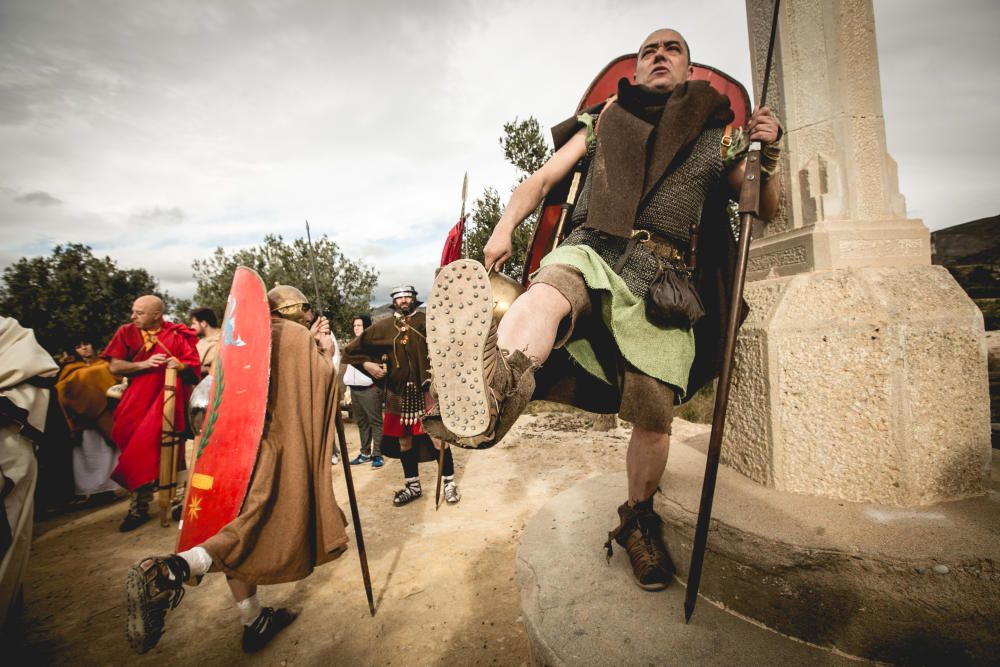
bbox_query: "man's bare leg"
[610,425,675,591]
[496,282,570,363]
[226,578,260,624]
[625,427,670,505]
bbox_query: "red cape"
[102,321,201,490]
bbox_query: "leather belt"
[630,229,687,264]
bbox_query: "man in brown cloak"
[343,285,461,506]
[125,284,349,654]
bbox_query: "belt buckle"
[631,229,651,243]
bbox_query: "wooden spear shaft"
[684,0,781,623]
[333,382,376,616]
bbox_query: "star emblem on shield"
[187,495,204,520]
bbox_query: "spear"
[304,220,325,312]
[304,220,376,616]
[436,173,468,509]
[684,0,782,623]
[460,171,468,258]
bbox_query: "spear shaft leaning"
[684,0,782,623]
[436,173,468,509]
[304,220,376,616]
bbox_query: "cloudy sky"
[1,0,997,303]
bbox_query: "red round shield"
[176,267,271,552]
[522,56,751,282]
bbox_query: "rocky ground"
[11,410,658,666]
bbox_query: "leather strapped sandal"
[392,482,422,507]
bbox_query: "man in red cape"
[102,295,200,532]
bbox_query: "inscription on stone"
[839,238,923,258]
[749,245,807,272]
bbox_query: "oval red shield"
[176,266,271,552]
[522,56,752,282]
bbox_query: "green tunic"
[537,245,696,400]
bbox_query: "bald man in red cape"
[102,295,200,532]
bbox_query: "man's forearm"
[759,172,782,221]
[497,174,546,233]
[109,359,145,376]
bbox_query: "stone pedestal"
[726,265,991,505]
[721,0,993,504]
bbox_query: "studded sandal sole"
[427,260,494,440]
[125,560,160,654]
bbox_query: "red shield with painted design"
[176,266,271,552]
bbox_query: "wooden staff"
[157,365,179,527]
[435,440,446,510]
[333,382,376,616]
[684,0,782,623]
[304,220,376,616]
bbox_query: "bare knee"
[526,282,571,318]
[630,426,670,450]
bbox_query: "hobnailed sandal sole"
[427,260,494,439]
[125,561,158,654]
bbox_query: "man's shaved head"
[638,29,691,66]
[131,294,164,330]
[635,28,694,93]
[135,295,163,313]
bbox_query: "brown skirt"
[532,263,674,434]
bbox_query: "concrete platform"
[517,421,1000,666]
[516,472,864,666]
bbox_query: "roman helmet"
[267,284,311,326]
[389,285,417,301]
[389,285,421,314]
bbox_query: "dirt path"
[12,411,669,665]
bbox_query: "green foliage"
[675,382,716,424]
[462,187,533,283]
[463,117,553,282]
[191,234,378,339]
[169,297,193,323]
[0,244,164,356]
[500,117,551,178]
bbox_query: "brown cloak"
[202,318,348,585]
[341,311,430,396]
[537,79,746,406]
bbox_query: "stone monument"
[725,0,991,505]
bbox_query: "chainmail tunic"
[561,125,728,299]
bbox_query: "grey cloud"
[14,190,62,206]
[129,206,186,225]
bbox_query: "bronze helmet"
[267,284,311,326]
[489,271,525,321]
